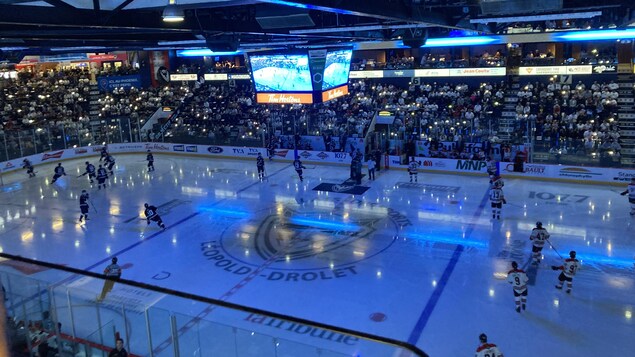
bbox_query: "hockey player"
[489,181,506,220]
[620,178,635,215]
[256,153,265,181]
[22,159,35,178]
[51,163,66,183]
[408,158,419,183]
[491,175,504,188]
[96,165,108,190]
[293,157,306,182]
[475,333,504,357]
[146,150,155,172]
[80,162,96,183]
[104,154,116,175]
[486,157,498,182]
[97,257,121,302]
[507,261,528,313]
[144,203,166,229]
[530,221,550,265]
[99,145,108,162]
[552,250,581,293]
[79,190,90,222]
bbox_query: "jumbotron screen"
[322,49,353,90]
[249,54,313,92]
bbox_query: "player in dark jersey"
[104,154,116,175]
[80,162,96,183]
[23,159,36,178]
[96,165,108,190]
[99,145,108,162]
[256,153,265,181]
[146,150,155,172]
[51,163,66,183]
[79,190,90,222]
[144,203,165,229]
[293,158,306,182]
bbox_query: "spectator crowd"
[0,66,631,164]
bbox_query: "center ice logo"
[200,203,407,282]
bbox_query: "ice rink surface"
[0,153,633,356]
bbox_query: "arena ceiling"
[0,0,632,55]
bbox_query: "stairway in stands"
[617,72,635,167]
[497,75,520,141]
[88,83,102,126]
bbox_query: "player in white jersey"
[491,175,504,188]
[489,184,506,220]
[529,221,550,265]
[507,261,528,313]
[408,158,419,182]
[620,178,635,215]
[475,333,504,357]
[553,250,581,293]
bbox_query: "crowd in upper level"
[0,67,631,163]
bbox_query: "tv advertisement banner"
[1,143,633,185]
[97,75,142,92]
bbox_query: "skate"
[522,304,526,310]
[79,217,83,222]
[516,307,520,313]
[497,215,500,220]
[566,289,571,294]
[555,285,562,289]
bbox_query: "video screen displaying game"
[249,54,312,92]
[322,49,353,90]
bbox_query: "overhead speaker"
[256,8,315,29]
[403,29,428,48]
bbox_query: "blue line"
[406,188,491,346]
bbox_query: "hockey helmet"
[569,251,576,258]
[81,190,86,193]
[85,161,90,165]
[479,333,488,343]
[536,221,543,228]
[144,203,149,208]
[112,257,118,264]
[511,261,518,269]
[57,163,62,166]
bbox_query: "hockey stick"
[546,239,563,259]
[89,198,98,214]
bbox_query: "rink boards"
[1,142,634,186]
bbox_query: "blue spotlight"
[289,217,360,231]
[556,29,635,41]
[406,232,488,249]
[177,49,242,57]
[198,207,249,218]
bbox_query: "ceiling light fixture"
[162,0,184,23]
